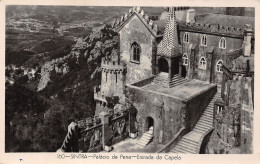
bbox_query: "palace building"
[59,7,254,154]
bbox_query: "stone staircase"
[153,73,190,88]
[137,126,153,147]
[170,91,221,154]
[169,74,190,88]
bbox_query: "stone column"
[168,59,172,82]
[99,112,110,151]
[156,58,160,74]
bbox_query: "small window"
[216,60,223,72]
[115,72,117,83]
[201,34,207,46]
[217,105,223,114]
[199,57,207,70]
[182,54,188,66]
[183,32,189,43]
[219,37,226,49]
[131,42,140,63]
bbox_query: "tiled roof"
[157,8,180,58]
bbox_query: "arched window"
[216,60,223,72]
[131,42,140,63]
[201,34,207,46]
[183,32,189,43]
[182,54,188,66]
[219,37,226,49]
[199,57,207,70]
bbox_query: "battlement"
[112,6,159,36]
[101,57,127,73]
[178,21,246,37]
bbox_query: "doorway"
[158,58,169,73]
[145,117,154,132]
[182,65,187,78]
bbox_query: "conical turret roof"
[157,7,180,58]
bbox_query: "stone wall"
[180,30,244,85]
[126,85,186,144]
[119,14,156,84]
[126,82,216,145]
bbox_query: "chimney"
[186,9,195,23]
[243,24,253,57]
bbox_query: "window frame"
[201,34,207,46]
[130,42,141,64]
[183,32,189,43]
[199,57,207,70]
[219,37,226,49]
[182,53,189,66]
[216,105,224,114]
[216,60,223,73]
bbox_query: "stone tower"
[94,49,127,115]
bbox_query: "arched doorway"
[181,65,187,78]
[158,58,169,73]
[145,117,154,132]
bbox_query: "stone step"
[178,141,198,150]
[200,116,212,120]
[140,136,150,142]
[202,113,213,117]
[169,80,189,88]
[139,138,150,144]
[170,78,187,84]
[193,128,208,134]
[171,147,189,154]
[182,138,200,145]
[142,134,153,140]
[204,110,213,114]
[174,146,195,154]
[201,116,213,120]
[196,123,212,129]
[194,126,209,132]
[197,120,213,126]
[175,144,197,153]
[171,77,183,82]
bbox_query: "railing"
[58,109,132,152]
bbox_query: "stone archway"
[158,58,169,73]
[145,117,154,132]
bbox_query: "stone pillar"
[156,58,160,74]
[243,24,253,57]
[221,71,227,99]
[179,58,183,77]
[168,59,172,82]
[99,112,111,151]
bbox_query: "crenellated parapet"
[101,57,127,74]
[112,6,159,36]
[178,21,246,37]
